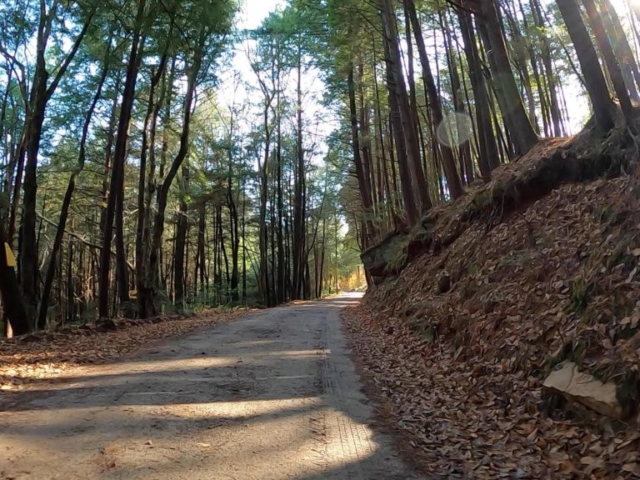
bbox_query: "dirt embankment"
[350,129,640,478]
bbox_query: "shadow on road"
[0,294,422,480]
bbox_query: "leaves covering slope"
[345,168,640,478]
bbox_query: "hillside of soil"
[347,129,640,478]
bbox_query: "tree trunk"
[406,0,464,197]
[530,0,565,136]
[241,179,247,302]
[382,46,418,224]
[381,0,432,215]
[347,63,377,244]
[145,32,204,317]
[582,0,636,128]
[258,99,272,307]
[478,0,539,155]
[135,57,166,318]
[292,46,307,300]
[195,205,205,298]
[556,0,616,130]
[173,167,189,310]
[8,135,25,246]
[275,78,285,304]
[442,9,474,185]
[20,8,93,320]
[228,170,240,303]
[599,0,640,101]
[458,10,498,180]
[0,220,29,336]
[359,62,377,222]
[98,0,146,318]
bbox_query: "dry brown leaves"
[344,175,640,479]
[0,309,249,391]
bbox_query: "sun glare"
[237,0,285,30]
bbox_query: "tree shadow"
[0,295,424,479]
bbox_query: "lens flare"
[436,112,473,148]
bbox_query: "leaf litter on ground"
[0,308,250,392]
[343,174,640,479]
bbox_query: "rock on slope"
[346,132,640,478]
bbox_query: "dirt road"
[0,294,420,480]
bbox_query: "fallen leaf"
[342,177,640,478]
[622,463,640,475]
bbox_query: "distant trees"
[0,0,363,335]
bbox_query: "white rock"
[543,361,623,419]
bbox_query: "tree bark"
[582,0,635,128]
[0,220,29,336]
[556,0,616,130]
[458,10,498,180]
[292,45,307,300]
[98,0,146,318]
[275,73,286,304]
[381,0,432,215]
[348,63,377,244]
[531,0,565,136]
[404,0,464,200]
[228,159,240,303]
[599,0,640,101]
[173,166,189,310]
[478,0,539,155]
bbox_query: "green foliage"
[385,244,409,274]
[570,276,595,314]
[408,315,436,343]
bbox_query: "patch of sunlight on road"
[4,398,381,480]
[122,350,328,367]
[160,397,323,418]
[161,403,381,480]
[107,356,239,373]
[3,397,323,437]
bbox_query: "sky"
[236,0,285,30]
